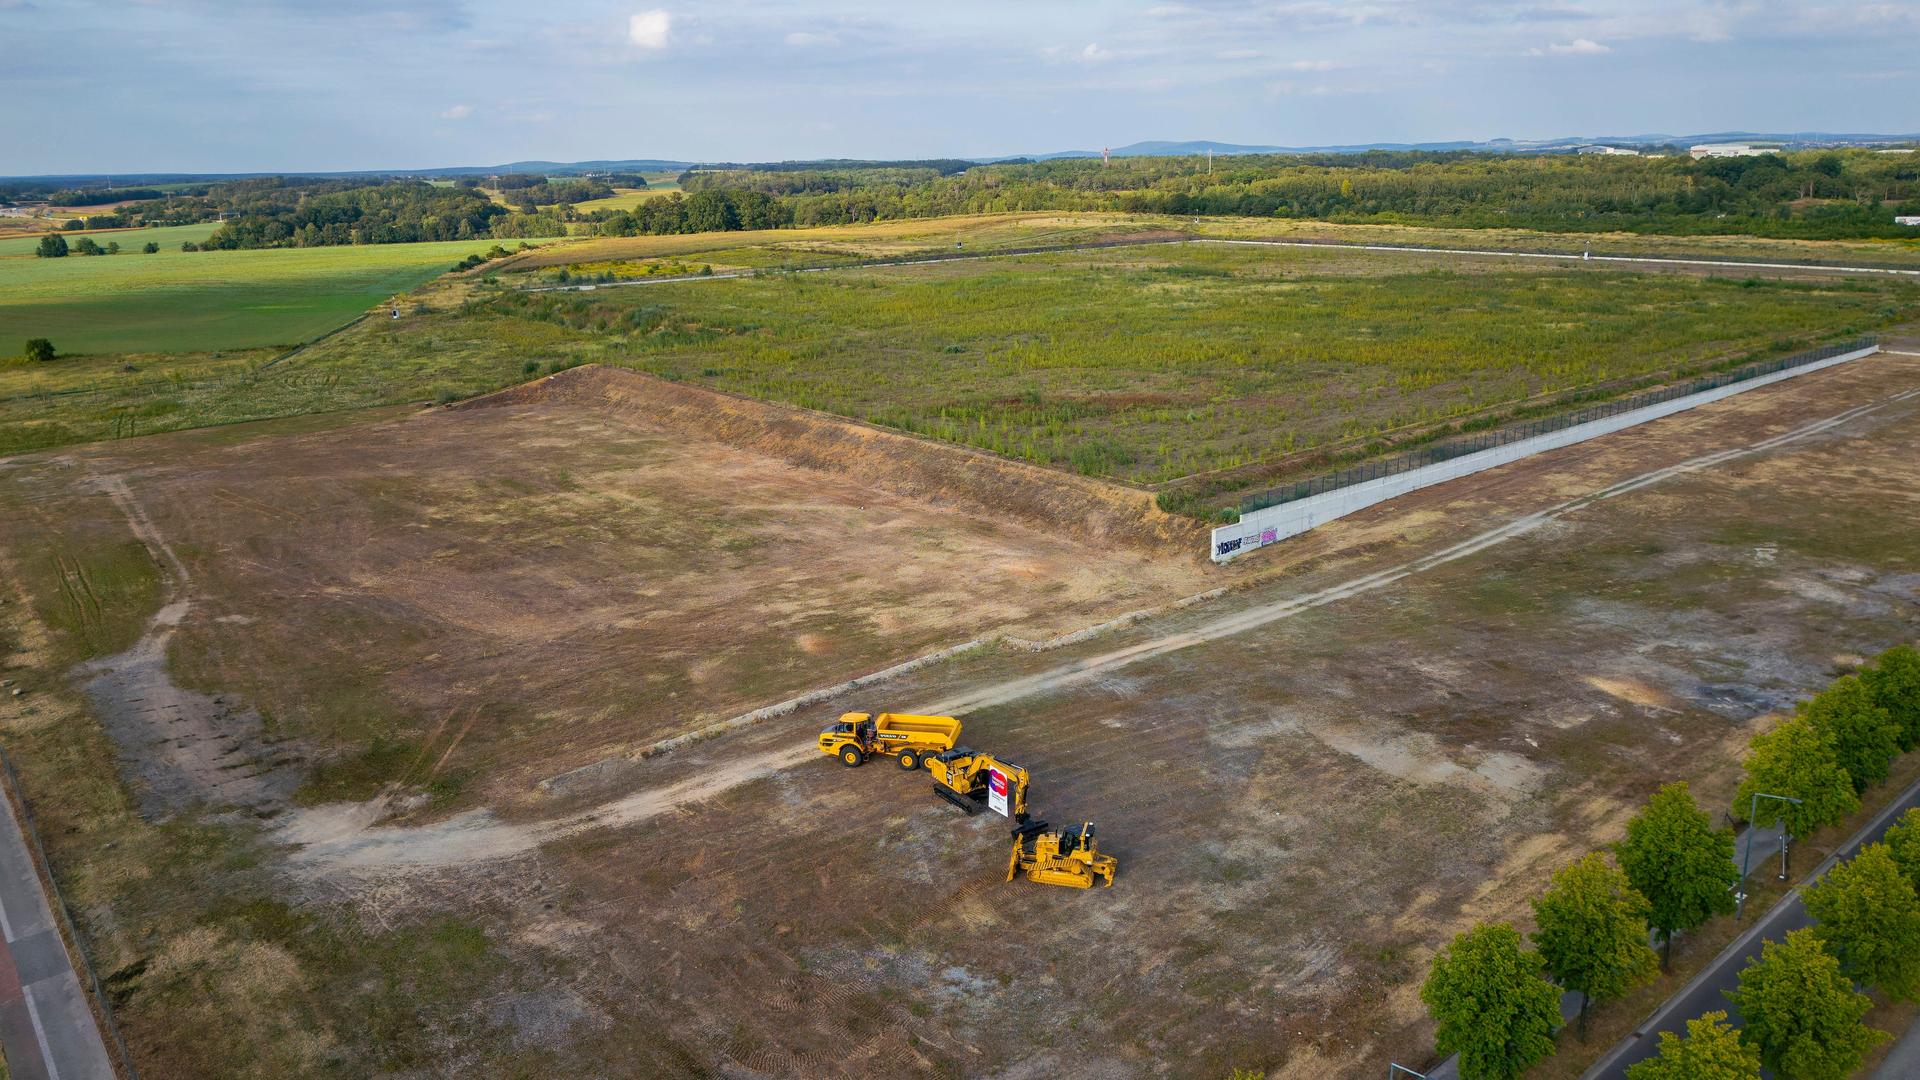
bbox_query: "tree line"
[1422,643,1920,1080]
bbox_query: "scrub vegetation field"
[467,243,1914,487]
[7,211,1914,494]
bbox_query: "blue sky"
[3,0,1916,174]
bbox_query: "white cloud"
[785,31,838,47]
[1080,42,1111,62]
[1541,37,1611,55]
[1217,48,1260,60]
[1283,59,1339,71]
[439,103,473,120]
[628,9,671,50]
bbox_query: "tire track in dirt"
[75,474,301,818]
[276,383,1920,874]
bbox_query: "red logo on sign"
[989,771,1007,794]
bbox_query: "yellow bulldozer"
[1007,821,1117,889]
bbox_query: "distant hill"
[8,133,1918,185]
[1006,132,1920,160]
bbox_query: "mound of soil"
[462,365,1208,555]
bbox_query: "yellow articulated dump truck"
[818,712,961,770]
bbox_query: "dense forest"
[194,180,511,247]
[14,150,1919,249]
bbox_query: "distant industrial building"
[1574,144,1640,156]
[1689,143,1779,158]
[1897,215,1920,227]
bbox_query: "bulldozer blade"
[1013,818,1050,839]
[933,784,984,815]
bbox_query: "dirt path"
[73,474,300,819]
[271,381,1920,874]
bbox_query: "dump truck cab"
[819,712,961,769]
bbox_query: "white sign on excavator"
[987,767,1010,817]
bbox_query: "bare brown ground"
[4,341,1920,1078]
[440,347,1920,1078]
[1,372,1215,817]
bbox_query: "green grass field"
[0,222,222,258]
[0,237,530,356]
[464,243,1917,484]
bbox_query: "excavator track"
[933,783,984,815]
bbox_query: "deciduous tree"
[1799,675,1899,792]
[1532,853,1658,1037]
[23,338,55,363]
[1882,808,1920,893]
[1863,644,1920,751]
[1732,717,1859,838]
[1617,782,1738,968]
[1725,928,1885,1080]
[34,233,67,257]
[1421,922,1561,1080]
[1803,842,1920,1000]
[1623,1011,1761,1080]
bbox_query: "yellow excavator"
[1007,822,1117,888]
[924,746,1035,822]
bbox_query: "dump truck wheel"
[897,750,920,770]
[839,746,864,768]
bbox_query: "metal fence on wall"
[1241,337,1877,516]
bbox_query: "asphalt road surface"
[0,780,117,1079]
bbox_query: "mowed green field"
[0,222,222,257]
[0,237,527,355]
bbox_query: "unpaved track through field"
[76,475,299,817]
[277,382,1920,874]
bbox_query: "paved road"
[1580,772,1920,1079]
[1876,1017,1920,1079]
[0,783,116,1080]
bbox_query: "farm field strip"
[0,237,526,355]
[1207,236,1920,278]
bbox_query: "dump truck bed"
[874,714,962,742]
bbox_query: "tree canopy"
[1532,853,1658,1034]
[1616,782,1738,967]
[1798,675,1900,792]
[1883,808,1920,894]
[1725,928,1885,1080]
[1421,922,1562,1080]
[1732,717,1860,837]
[1804,842,1920,1000]
[1863,644,1920,751]
[1623,1011,1761,1080]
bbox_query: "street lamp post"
[1737,791,1805,918]
[1388,1066,1427,1080]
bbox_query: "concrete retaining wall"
[1210,344,1881,562]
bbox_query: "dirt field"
[2,338,1919,1077]
[0,371,1212,820]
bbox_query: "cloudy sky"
[4,1,1917,174]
